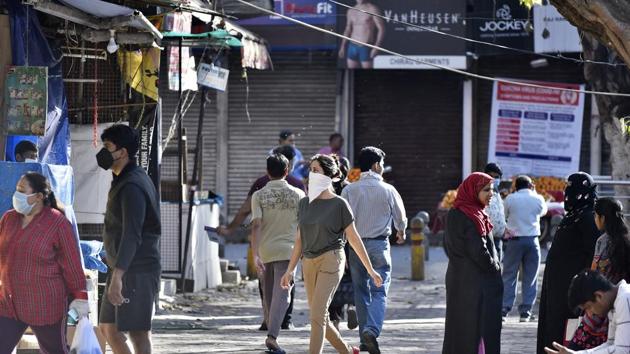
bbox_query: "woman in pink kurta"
[0,172,87,353]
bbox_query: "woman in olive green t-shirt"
[281,154,383,354]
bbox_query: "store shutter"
[226,51,338,217]
[354,70,464,215]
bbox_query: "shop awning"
[161,30,243,47]
[26,0,162,39]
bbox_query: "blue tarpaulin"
[7,0,71,166]
[0,162,82,263]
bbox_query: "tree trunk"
[582,33,630,206]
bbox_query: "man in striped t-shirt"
[341,146,407,354]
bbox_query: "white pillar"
[462,80,473,178]
[590,95,602,177]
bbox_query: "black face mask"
[96,148,119,171]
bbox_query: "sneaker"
[519,313,531,322]
[347,306,358,330]
[259,322,268,331]
[361,332,381,354]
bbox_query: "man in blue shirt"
[503,175,548,322]
[342,147,407,354]
[271,130,308,180]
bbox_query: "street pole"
[181,86,209,294]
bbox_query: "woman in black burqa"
[536,172,601,354]
[442,172,503,354]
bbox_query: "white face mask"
[13,191,36,215]
[308,172,332,203]
[24,158,38,163]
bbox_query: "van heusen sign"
[471,0,533,55]
[337,0,467,69]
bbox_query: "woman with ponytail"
[0,172,87,353]
[568,197,630,350]
[280,154,382,354]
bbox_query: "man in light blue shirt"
[503,175,548,322]
[341,147,407,354]
[270,130,308,179]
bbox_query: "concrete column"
[216,88,229,220]
[462,80,473,178]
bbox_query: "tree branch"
[550,0,630,67]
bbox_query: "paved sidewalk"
[149,245,539,353]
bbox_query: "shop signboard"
[4,66,48,136]
[238,0,337,49]
[336,0,467,69]
[533,4,582,53]
[487,79,585,178]
[470,0,533,55]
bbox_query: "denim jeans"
[349,237,392,340]
[501,236,541,315]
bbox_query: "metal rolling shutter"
[353,70,464,215]
[159,53,218,195]
[226,51,338,217]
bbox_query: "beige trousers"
[302,249,352,354]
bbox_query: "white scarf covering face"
[308,172,333,203]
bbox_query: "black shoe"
[281,322,294,330]
[347,306,358,330]
[259,322,268,331]
[519,313,531,322]
[361,332,381,354]
[359,344,369,352]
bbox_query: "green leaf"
[520,0,542,9]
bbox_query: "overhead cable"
[234,0,630,98]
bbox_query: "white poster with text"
[487,80,585,178]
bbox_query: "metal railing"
[593,177,630,217]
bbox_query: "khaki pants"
[303,249,352,354]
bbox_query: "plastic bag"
[70,317,103,354]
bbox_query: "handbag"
[70,317,103,354]
[563,317,582,346]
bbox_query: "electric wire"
[235,0,630,98]
[329,0,626,68]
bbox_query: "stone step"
[160,278,177,297]
[222,269,241,284]
[219,259,229,272]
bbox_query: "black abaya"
[536,213,600,353]
[443,209,503,354]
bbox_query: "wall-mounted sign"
[533,4,582,53]
[4,66,48,136]
[337,0,467,69]
[487,79,585,178]
[471,0,533,55]
[197,63,229,91]
[238,0,337,49]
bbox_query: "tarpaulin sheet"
[59,0,134,17]
[7,0,71,166]
[0,162,82,262]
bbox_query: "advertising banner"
[4,66,48,136]
[487,79,585,178]
[471,0,533,55]
[237,0,337,49]
[336,0,466,69]
[533,4,582,53]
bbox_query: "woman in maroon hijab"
[442,172,503,354]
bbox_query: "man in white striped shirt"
[545,270,630,354]
[341,147,407,354]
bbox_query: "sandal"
[265,336,287,354]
